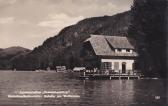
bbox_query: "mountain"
[0,46,31,70]
[0,46,30,57]
[0,49,3,52]
[11,11,131,70]
[2,1,166,78]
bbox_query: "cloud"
[0,0,16,5]
[38,13,84,32]
[0,17,15,24]
[0,19,57,49]
[0,0,133,49]
[8,0,17,4]
[42,0,132,17]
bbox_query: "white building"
[83,35,138,74]
[56,66,66,72]
[73,67,86,72]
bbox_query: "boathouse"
[82,35,138,74]
[73,67,86,72]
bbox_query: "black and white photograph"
[0,0,167,106]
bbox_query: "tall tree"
[129,0,167,77]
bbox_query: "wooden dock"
[79,74,141,80]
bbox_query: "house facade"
[82,35,138,74]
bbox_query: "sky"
[0,0,133,50]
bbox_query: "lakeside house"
[82,35,138,74]
[56,66,66,72]
[73,67,86,72]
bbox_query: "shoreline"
[0,70,166,80]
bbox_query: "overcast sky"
[0,0,133,49]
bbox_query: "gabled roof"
[105,36,134,49]
[85,35,137,57]
[86,35,113,56]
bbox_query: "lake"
[0,71,167,106]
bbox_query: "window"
[122,62,126,73]
[114,62,119,70]
[126,49,130,52]
[101,62,111,70]
[118,49,121,52]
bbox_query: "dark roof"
[85,35,137,57]
[85,35,112,56]
[106,36,134,49]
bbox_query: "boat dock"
[79,74,141,80]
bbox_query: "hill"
[11,11,131,70]
[0,46,31,70]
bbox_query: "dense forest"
[128,0,167,77]
[0,46,31,69]
[10,11,130,70]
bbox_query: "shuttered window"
[101,62,112,70]
[126,49,130,52]
[114,62,119,70]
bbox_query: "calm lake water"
[0,71,167,106]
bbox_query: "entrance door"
[122,62,126,73]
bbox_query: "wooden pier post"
[83,69,86,77]
[119,70,121,80]
[128,73,130,80]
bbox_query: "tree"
[129,0,167,77]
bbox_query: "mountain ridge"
[0,46,31,69]
[10,11,131,70]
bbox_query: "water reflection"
[132,79,167,106]
[0,71,166,106]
